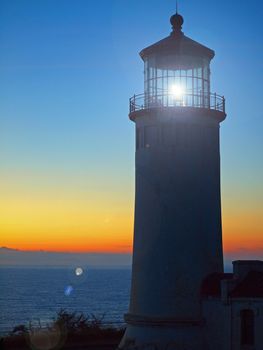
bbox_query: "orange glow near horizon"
[0,172,134,254]
[1,202,262,256]
[0,172,262,257]
[1,200,263,255]
[222,191,263,258]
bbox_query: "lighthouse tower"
[120,10,226,350]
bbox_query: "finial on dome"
[170,2,184,37]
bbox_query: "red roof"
[201,273,233,298]
[201,271,263,299]
[230,271,263,298]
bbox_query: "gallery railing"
[129,92,225,114]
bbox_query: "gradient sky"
[0,0,262,258]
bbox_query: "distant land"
[0,247,262,271]
[0,247,132,268]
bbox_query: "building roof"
[201,273,233,298]
[201,271,263,299]
[230,271,263,298]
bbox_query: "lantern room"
[130,12,225,114]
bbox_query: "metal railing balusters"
[129,92,225,114]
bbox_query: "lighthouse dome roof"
[140,13,215,68]
[140,33,215,63]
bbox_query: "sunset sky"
[0,0,262,259]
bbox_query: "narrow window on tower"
[240,309,255,346]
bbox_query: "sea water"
[0,267,131,335]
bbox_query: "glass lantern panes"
[144,56,211,108]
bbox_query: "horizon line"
[0,246,132,255]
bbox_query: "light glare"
[169,84,185,99]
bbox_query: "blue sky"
[0,0,262,255]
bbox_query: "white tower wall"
[120,108,225,350]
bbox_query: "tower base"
[118,317,208,350]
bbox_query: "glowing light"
[169,84,185,100]
[75,267,83,276]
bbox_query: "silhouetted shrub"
[4,309,125,350]
[53,309,90,332]
[11,325,28,335]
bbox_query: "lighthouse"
[120,9,226,350]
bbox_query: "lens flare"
[75,267,83,276]
[64,285,73,296]
[28,326,62,350]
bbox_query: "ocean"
[0,267,131,335]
